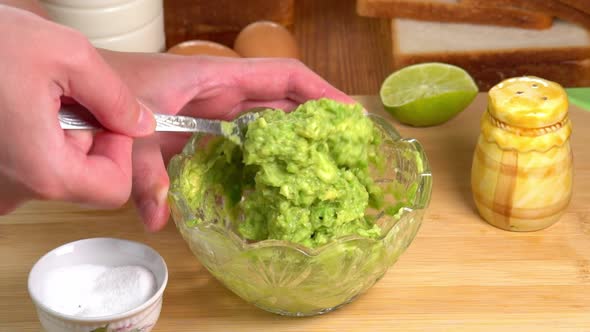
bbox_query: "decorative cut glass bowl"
[167,113,432,317]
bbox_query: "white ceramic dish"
[28,238,168,332]
[40,0,163,39]
[90,12,166,52]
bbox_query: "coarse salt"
[40,264,156,317]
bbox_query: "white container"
[28,238,168,332]
[91,12,166,52]
[40,0,165,52]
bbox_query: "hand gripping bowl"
[167,111,432,317]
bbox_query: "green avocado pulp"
[180,99,385,248]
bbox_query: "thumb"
[62,43,155,137]
[132,136,170,231]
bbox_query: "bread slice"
[164,0,294,47]
[356,0,552,29]
[558,0,590,15]
[463,0,590,29]
[470,59,590,90]
[392,19,590,69]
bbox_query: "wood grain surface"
[293,0,392,95]
[1,95,589,331]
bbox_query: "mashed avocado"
[180,99,384,248]
[171,98,428,315]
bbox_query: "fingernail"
[156,185,169,206]
[137,100,156,136]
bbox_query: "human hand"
[0,7,155,214]
[102,51,354,231]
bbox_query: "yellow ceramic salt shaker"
[471,76,573,231]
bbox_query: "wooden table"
[293,0,392,95]
[1,95,589,331]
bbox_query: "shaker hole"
[532,84,538,88]
[516,91,524,94]
[542,96,548,100]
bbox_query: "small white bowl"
[28,238,168,332]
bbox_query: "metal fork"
[58,104,259,144]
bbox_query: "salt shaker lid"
[488,76,568,129]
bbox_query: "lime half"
[380,63,478,126]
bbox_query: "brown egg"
[167,40,241,57]
[234,21,299,59]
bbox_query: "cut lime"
[380,63,478,126]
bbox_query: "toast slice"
[470,59,590,90]
[392,19,590,69]
[463,0,590,29]
[558,0,590,15]
[164,0,295,47]
[356,0,552,29]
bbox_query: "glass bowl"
[167,112,432,317]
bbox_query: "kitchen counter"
[1,95,589,331]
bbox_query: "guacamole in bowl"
[168,99,432,316]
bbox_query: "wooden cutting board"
[1,94,589,331]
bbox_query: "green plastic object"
[567,88,590,111]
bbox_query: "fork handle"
[58,105,222,134]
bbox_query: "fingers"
[237,100,299,113]
[55,35,152,207]
[159,133,192,164]
[0,1,49,18]
[61,36,155,137]
[183,99,300,122]
[63,130,93,154]
[0,176,30,215]
[0,9,155,211]
[235,58,355,104]
[286,62,356,104]
[180,58,354,120]
[131,136,170,231]
[63,132,134,208]
[0,202,20,215]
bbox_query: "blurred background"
[162,0,590,94]
[164,0,391,95]
[41,0,590,96]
